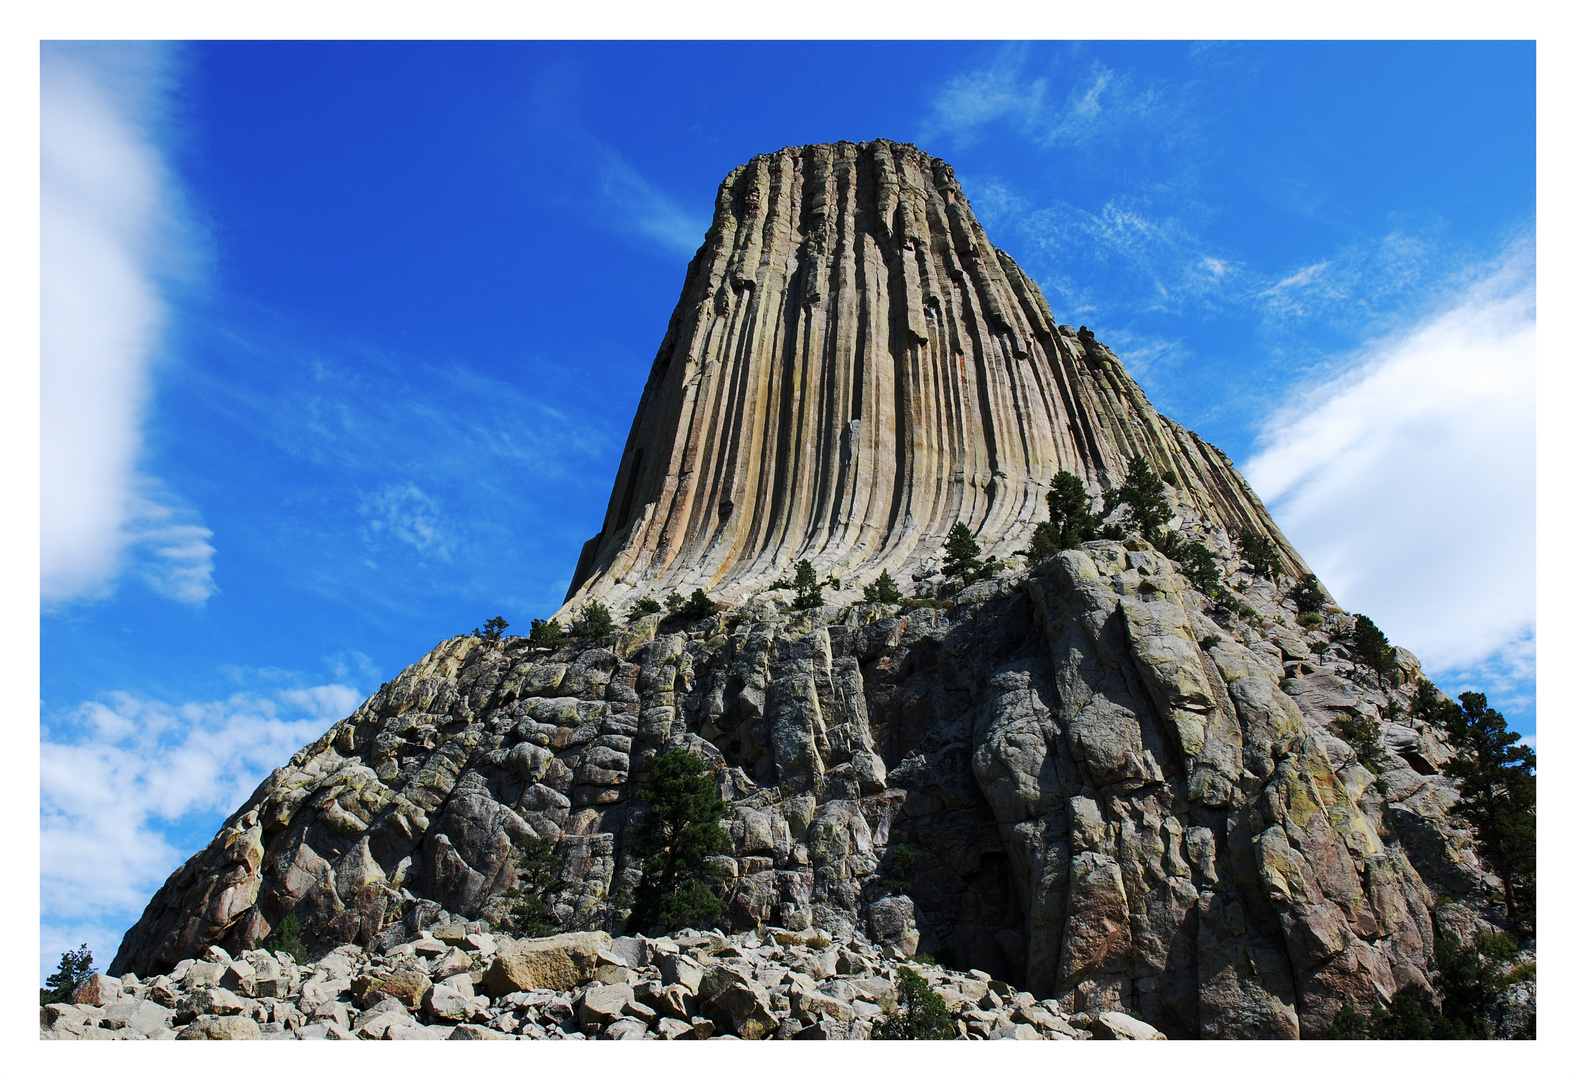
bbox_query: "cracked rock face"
[111,540,1495,1038]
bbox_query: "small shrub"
[904,598,941,610]
[665,591,688,613]
[863,570,903,604]
[1199,633,1222,651]
[630,597,663,619]
[1236,530,1284,579]
[571,600,615,642]
[679,589,718,620]
[528,618,565,650]
[1334,712,1385,772]
[872,967,959,1040]
[881,843,916,890]
[1290,572,1326,614]
[262,912,307,964]
[1296,610,1324,627]
[1161,469,1179,486]
[472,615,510,643]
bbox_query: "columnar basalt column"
[563,140,1304,615]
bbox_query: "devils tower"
[564,140,1303,615]
[103,141,1524,1041]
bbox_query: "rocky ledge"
[44,923,1165,1041]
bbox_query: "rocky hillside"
[56,923,1165,1040]
[102,140,1529,1040]
[110,537,1508,1038]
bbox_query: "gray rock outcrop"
[110,542,1503,1038]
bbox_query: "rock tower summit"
[564,140,1302,615]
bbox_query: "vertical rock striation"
[564,140,1302,614]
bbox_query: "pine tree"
[679,589,718,620]
[41,944,96,1005]
[630,597,663,619]
[942,521,982,581]
[863,569,902,604]
[628,749,730,932]
[262,911,307,963]
[472,616,510,642]
[1439,692,1536,926]
[1163,537,1222,598]
[1326,1004,1367,1039]
[1290,573,1326,614]
[1367,993,1435,1039]
[791,559,824,610]
[500,835,566,938]
[1335,712,1386,773]
[1105,455,1171,542]
[1351,614,1400,685]
[872,967,959,1040]
[1038,470,1100,555]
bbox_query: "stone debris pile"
[43,923,1166,1041]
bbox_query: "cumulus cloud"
[1245,240,1534,677]
[40,679,363,979]
[41,41,213,608]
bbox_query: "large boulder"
[176,1015,263,1040]
[698,964,778,1040]
[484,931,614,994]
[1091,1011,1167,1040]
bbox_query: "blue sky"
[39,40,1535,979]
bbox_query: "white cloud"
[41,42,214,608]
[359,482,452,561]
[1246,239,1534,676]
[40,679,363,979]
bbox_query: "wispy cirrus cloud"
[41,41,215,609]
[40,676,363,980]
[591,141,708,256]
[923,49,1179,152]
